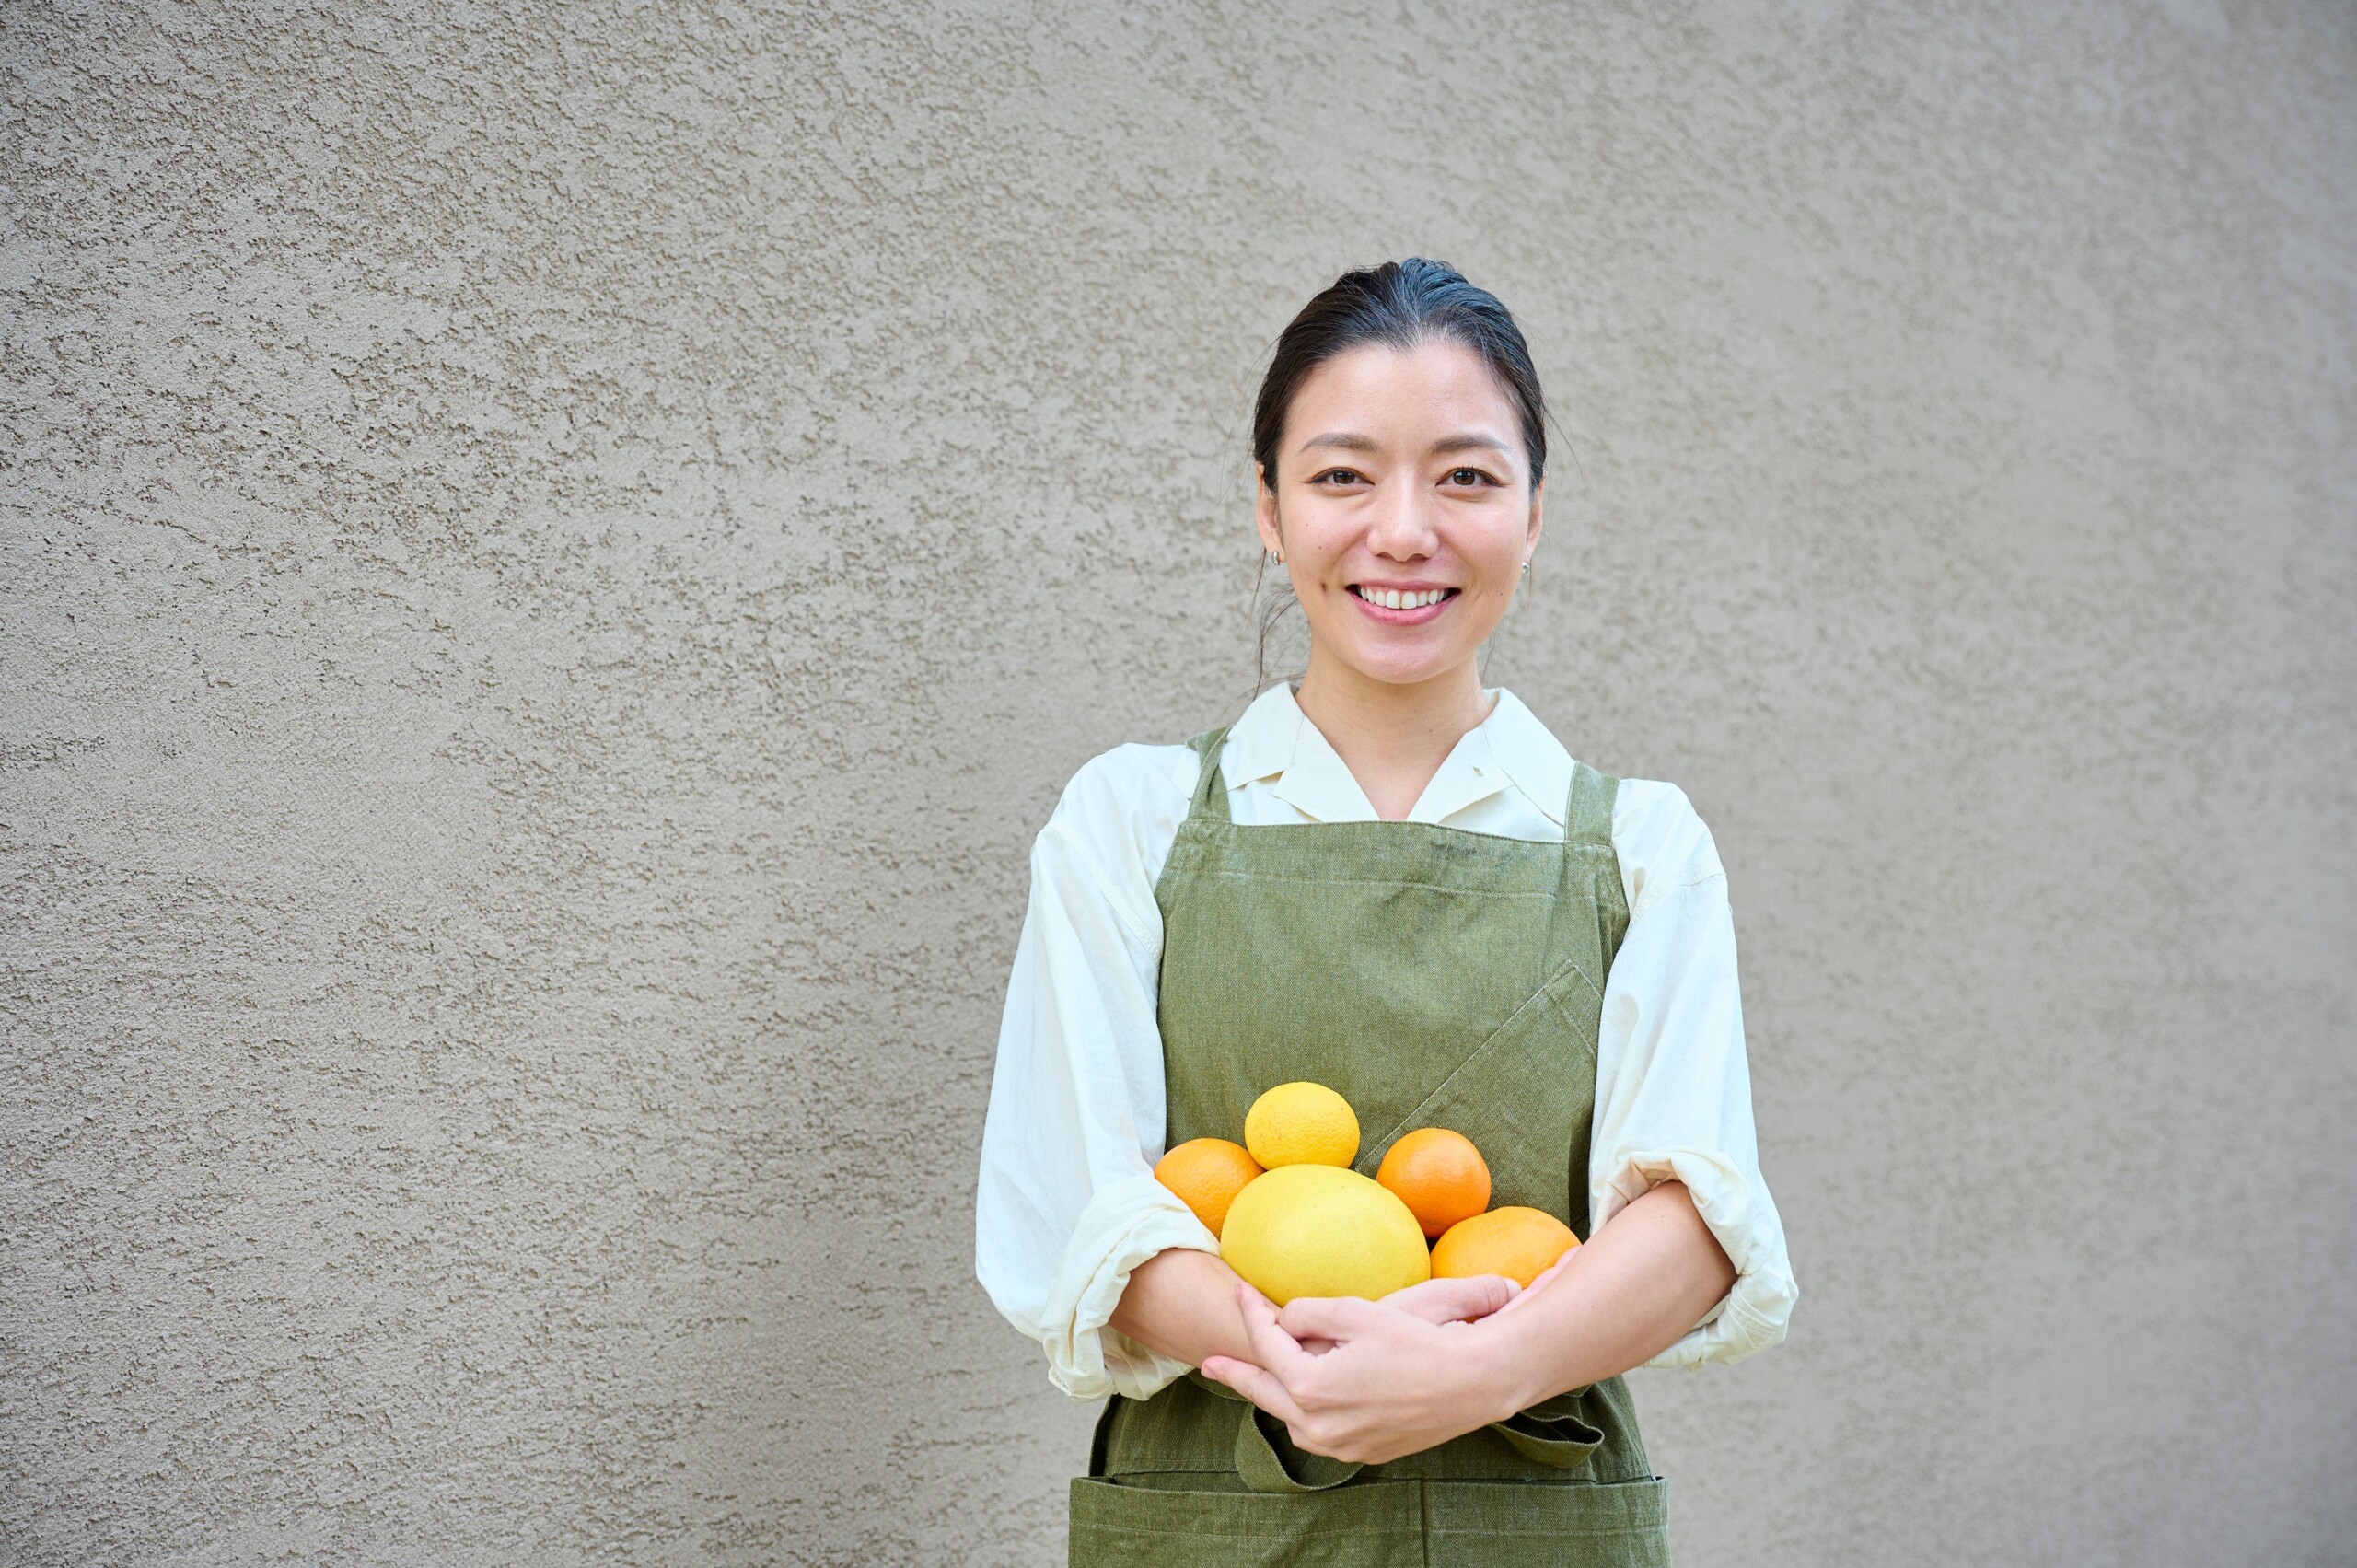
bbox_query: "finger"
[1372,1279,1450,1322]
[1492,1257,1570,1318]
[1455,1274,1522,1319]
[1385,1275,1520,1325]
[1235,1282,1320,1382]
[1201,1353,1309,1427]
[1274,1294,1386,1343]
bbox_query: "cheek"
[1476,524,1532,582]
[1283,493,1354,542]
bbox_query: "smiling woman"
[1261,334,1533,687]
[974,260,1798,1567]
[1246,263,1548,714]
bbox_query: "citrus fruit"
[1243,1081,1359,1168]
[1375,1127,1492,1239]
[1220,1164,1432,1305]
[1430,1206,1580,1287]
[1153,1137,1264,1237]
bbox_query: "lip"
[1346,583,1459,627]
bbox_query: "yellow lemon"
[1243,1081,1359,1168]
[1219,1165,1431,1305]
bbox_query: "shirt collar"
[1478,687,1573,828]
[1220,681,1572,827]
[1219,681,1304,788]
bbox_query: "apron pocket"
[1422,1475,1671,1567]
[1069,1476,1425,1568]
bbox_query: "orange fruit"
[1376,1127,1492,1239]
[1154,1137,1265,1237]
[1430,1206,1580,1287]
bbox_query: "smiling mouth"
[1349,586,1459,610]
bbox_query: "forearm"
[1109,1245,1257,1368]
[1476,1180,1736,1411]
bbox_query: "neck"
[1292,646,1497,820]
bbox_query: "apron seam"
[1362,952,1606,1162]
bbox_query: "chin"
[1336,646,1472,688]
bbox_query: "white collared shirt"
[974,681,1797,1401]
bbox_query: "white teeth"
[1355,587,1454,609]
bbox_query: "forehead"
[1283,337,1521,445]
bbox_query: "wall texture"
[5,2,2352,1563]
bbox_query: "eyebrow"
[1295,431,1515,458]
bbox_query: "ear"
[1525,475,1545,561]
[1255,465,1283,556]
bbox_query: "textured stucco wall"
[5,2,2353,1563]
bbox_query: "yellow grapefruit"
[1219,1164,1431,1305]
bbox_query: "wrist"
[1466,1309,1550,1422]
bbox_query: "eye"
[1308,467,1368,487]
[1443,466,1498,488]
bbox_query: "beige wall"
[6,2,2352,1562]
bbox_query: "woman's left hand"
[1199,1280,1525,1466]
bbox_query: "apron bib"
[1069,724,1672,1567]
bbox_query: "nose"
[1366,472,1439,561]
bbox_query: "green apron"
[1068,722,1671,1566]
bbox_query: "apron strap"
[1235,1406,1365,1493]
[1561,759,1631,981]
[1184,726,1235,825]
[1482,1388,1609,1468]
[1564,759,1619,847]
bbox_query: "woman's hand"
[1284,1273,1521,1354]
[1198,1280,1525,1465]
[1384,1272,1522,1325]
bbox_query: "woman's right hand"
[1281,1274,1520,1355]
[1384,1273,1521,1327]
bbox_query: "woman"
[975,259,1797,1565]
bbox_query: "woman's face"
[1257,336,1542,691]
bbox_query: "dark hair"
[1246,260,1549,696]
[1252,258,1547,491]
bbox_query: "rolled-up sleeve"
[974,758,1219,1401]
[1592,790,1798,1369]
